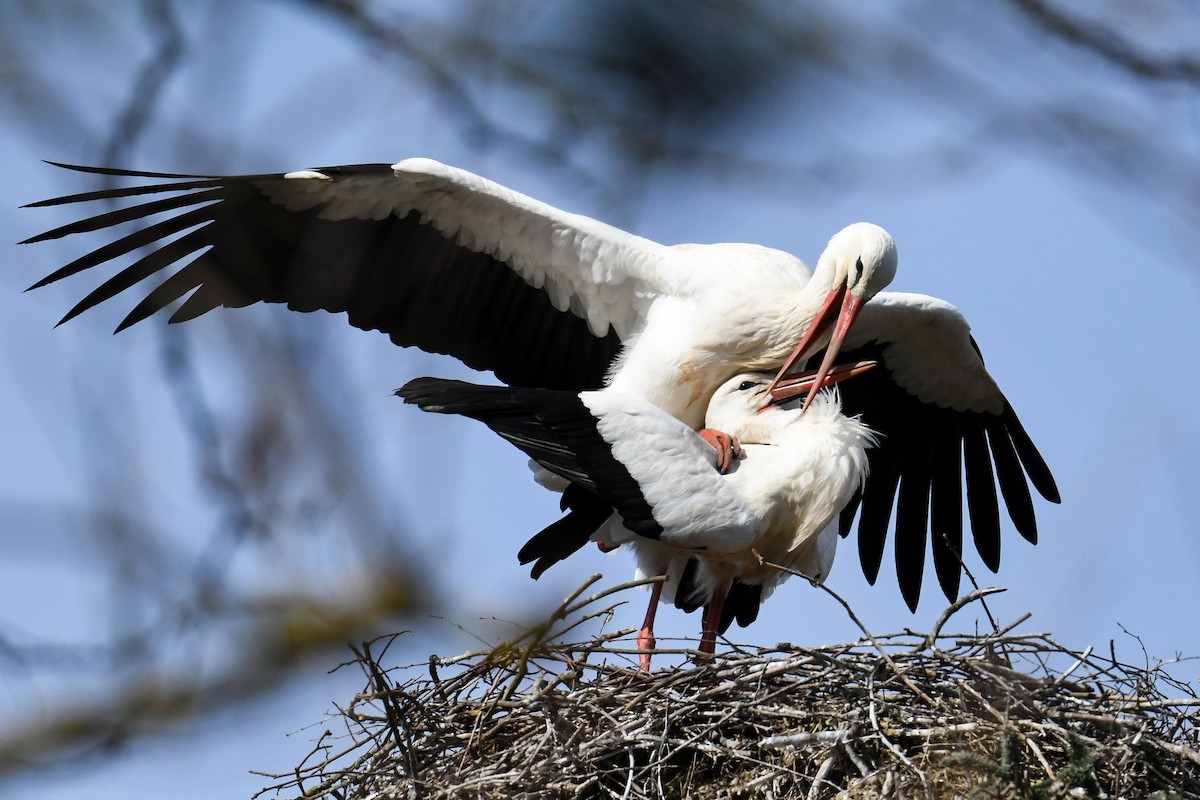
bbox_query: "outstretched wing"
[823,292,1060,611]
[24,160,678,389]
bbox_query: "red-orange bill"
[765,360,877,407]
[796,291,864,413]
[764,284,846,396]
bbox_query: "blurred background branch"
[1012,0,1200,84]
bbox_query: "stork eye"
[737,380,759,391]
[854,256,864,284]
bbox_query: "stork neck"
[782,270,839,360]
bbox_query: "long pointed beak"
[766,360,877,408]
[765,284,846,397]
[796,290,864,413]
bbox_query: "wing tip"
[114,310,147,334]
[41,160,206,179]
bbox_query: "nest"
[255,576,1200,799]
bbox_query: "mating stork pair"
[23,159,1059,666]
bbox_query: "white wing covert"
[584,391,760,552]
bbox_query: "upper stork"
[22,159,1058,609]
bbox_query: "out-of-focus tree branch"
[101,0,185,168]
[1,0,436,774]
[0,582,419,774]
[1011,0,1200,84]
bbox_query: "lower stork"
[398,364,876,668]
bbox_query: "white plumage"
[593,373,876,662]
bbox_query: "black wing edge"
[823,342,1060,612]
[22,161,391,209]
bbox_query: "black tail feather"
[399,377,662,540]
[517,485,612,579]
[674,558,705,613]
[720,580,763,634]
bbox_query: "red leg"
[697,584,728,660]
[698,428,741,473]
[596,540,620,553]
[637,579,664,672]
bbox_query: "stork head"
[709,362,877,438]
[707,374,773,432]
[706,373,785,443]
[765,223,896,411]
[819,222,897,302]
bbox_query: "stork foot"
[695,589,726,663]
[595,540,620,553]
[637,626,656,672]
[637,578,665,672]
[696,631,717,660]
[698,428,741,473]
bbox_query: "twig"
[753,550,939,708]
[924,587,1007,649]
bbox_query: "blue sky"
[2,2,1199,797]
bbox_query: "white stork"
[23,159,1058,613]
[399,364,876,668]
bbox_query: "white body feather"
[579,375,874,610]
